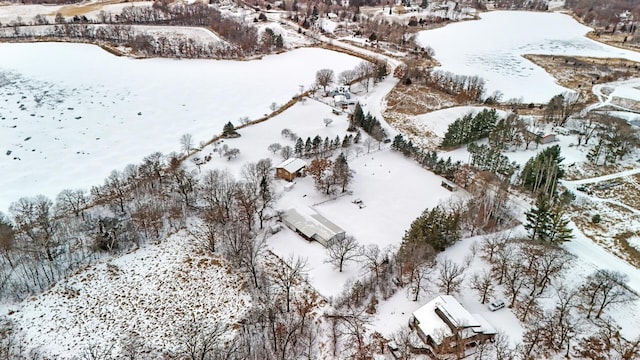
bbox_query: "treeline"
[391,134,461,181]
[441,109,499,148]
[423,70,486,102]
[0,2,266,58]
[492,0,548,11]
[350,103,386,141]
[0,149,278,302]
[566,0,640,27]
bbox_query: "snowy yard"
[189,97,458,298]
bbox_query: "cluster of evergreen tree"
[524,194,573,244]
[391,134,461,181]
[350,103,385,141]
[402,206,461,252]
[519,145,564,196]
[467,143,519,180]
[441,109,500,148]
[294,132,360,158]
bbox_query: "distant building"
[539,133,557,144]
[275,158,307,182]
[409,295,496,358]
[280,208,345,247]
[529,130,557,144]
[440,179,458,192]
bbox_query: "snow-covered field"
[0,43,363,213]
[7,231,251,357]
[416,11,640,103]
[185,95,457,298]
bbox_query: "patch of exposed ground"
[575,174,640,211]
[523,54,640,103]
[383,82,458,149]
[569,197,640,268]
[585,31,640,54]
[564,160,639,181]
[52,0,125,17]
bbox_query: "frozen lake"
[0,43,362,212]
[416,11,640,103]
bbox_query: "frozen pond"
[0,43,362,212]
[416,11,640,103]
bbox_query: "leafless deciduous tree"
[55,189,87,219]
[579,269,634,319]
[9,195,59,262]
[338,69,356,88]
[325,235,360,272]
[175,318,241,360]
[180,133,194,154]
[315,68,334,94]
[436,258,466,295]
[271,255,308,313]
[470,270,495,304]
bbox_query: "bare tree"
[325,235,360,272]
[180,133,194,154]
[175,318,238,360]
[356,61,375,92]
[470,270,495,304]
[240,235,267,288]
[579,269,634,319]
[436,258,466,295]
[410,263,434,302]
[315,68,335,94]
[359,244,389,284]
[480,232,508,262]
[280,145,293,160]
[9,195,59,262]
[268,143,282,154]
[271,255,308,312]
[55,189,87,219]
[338,69,356,88]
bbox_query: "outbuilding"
[281,208,345,247]
[275,158,307,182]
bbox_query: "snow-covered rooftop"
[281,208,345,245]
[412,295,494,345]
[276,158,307,174]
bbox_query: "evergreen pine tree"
[222,121,239,137]
[354,131,361,144]
[548,204,573,244]
[304,137,312,156]
[519,145,565,196]
[524,195,552,242]
[333,152,352,192]
[351,103,364,130]
[294,137,304,157]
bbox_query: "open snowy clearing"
[416,11,640,103]
[6,231,251,358]
[0,43,363,212]
[186,96,458,298]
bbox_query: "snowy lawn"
[6,232,251,358]
[0,43,363,212]
[193,96,459,298]
[416,11,640,103]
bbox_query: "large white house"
[409,295,496,358]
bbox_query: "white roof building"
[411,295,496,350]
[281,208,345,246]
[276,158,307,174]
[275,158,307,181]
